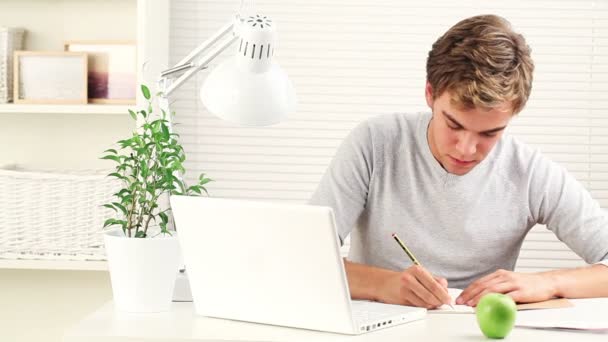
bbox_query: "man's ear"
[425,81,434,109]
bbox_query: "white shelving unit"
[0,104,131,115]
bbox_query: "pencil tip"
[391,232,396,237]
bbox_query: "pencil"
[391,233,421,266]
[391,232,454,309]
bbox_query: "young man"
[309,14,608,309]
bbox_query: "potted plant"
[100,84,211,313]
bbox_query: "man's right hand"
[344,259,453,309]
[376,265,452,309]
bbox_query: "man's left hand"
[456,269,558,306]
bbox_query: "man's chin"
[448,168,472,176]
[444,161,477,175]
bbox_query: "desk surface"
[64,299,608,342]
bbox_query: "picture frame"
[13,51,88,104]
[65,41,136,105]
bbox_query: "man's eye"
[447,124,461,130]
[482,132,497,138]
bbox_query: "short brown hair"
[426,15,534,114]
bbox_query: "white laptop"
[170,195,426,335]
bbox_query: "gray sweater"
[309,112,608,289]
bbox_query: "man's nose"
[455,131,477,157]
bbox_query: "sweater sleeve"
[528,151,608,265]
[308,121,375,245]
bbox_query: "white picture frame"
[13,51,88,104]
[65,41,136,105]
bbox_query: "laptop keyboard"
[352,307,395,322]
[351,300,413,324]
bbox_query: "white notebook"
[430,288,475,314]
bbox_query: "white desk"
[64,300,608,342]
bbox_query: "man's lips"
[449,155,475,166]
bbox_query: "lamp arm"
[166,35,238,97]
[174,20,234,68]
[160,19,239,98]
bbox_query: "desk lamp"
[157,4,296,126]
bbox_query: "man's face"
[425,83,514,176]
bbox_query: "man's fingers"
[434,276,448,289]
[505,291,522,303]
[400,280,428,307]
[410,266,451,305]
[409,278,443,308]
[400,271,440,308]
[458,276,504,305]
[419,269,451,304]
[403,287,428,308]
[457,271,504,304]
[468,282,517,306]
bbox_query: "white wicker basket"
[0,27,25,103]
[0,167,121,261]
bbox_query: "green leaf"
[161,123,170,141]
[152,120,161,133]
[158,212,169,225]
[141,84,151,100]
[103,204,117,212]
[140,160,148,178]
[199,178,212,185]
[118,139,133,148]
[101,155,122,163]
[114,219,128,227]
[128,109,137,121]
[146,186,156,196]
[114,189,129,197]
[108,172,127,181]
[103,218,116,228]
[133,135,144,148]
[188,185,202,195]
[135,231,147,238]
[103,148,118,155]
[112,202,128,216]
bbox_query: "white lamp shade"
[200,56,296,126]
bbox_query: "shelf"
[0,259,108,271]
[0,104,132,115]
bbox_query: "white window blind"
[169,0,608,272]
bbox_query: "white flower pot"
[104,229,181,312]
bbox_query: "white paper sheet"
[516,298,608,332]
[430,288,475,314]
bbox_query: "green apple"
[475,293,517,339]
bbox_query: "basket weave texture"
[0,167,120,261]
[0,27,25,103]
